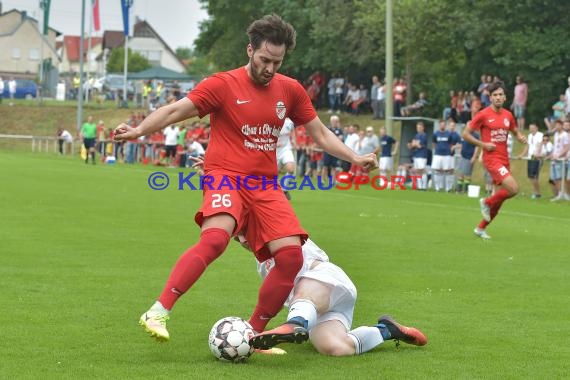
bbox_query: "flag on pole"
[40,0,51,35]
[121,0,134,36]
[92,0,101,32]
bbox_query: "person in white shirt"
[549,120,570,201]
[8,77,17,104]
[516,123,544,199]
[341,124,360,172]
[186,136,205,158]
[163,125,180,167]
[57,127,74,155]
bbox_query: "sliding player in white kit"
[240,236,428,355]
[277,117,296,200]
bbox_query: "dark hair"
[247,14,296,52]
[487,81,506,95]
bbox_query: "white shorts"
[277,148,295,168]
[413,157,427,170]
[379,157,393,171]
[431,155,453,171]
[298,262,357,331]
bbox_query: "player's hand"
[518,135,527,144]
[188,155,205,169]
[356,153,378,170]
[482,142,496,152]
[113,123,139,141]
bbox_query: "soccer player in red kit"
[462,81,527,239]
[113,14,377,346]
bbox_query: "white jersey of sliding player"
[257,239,329,306]
[256,238,357,330]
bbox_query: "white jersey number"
[211,194,232,208]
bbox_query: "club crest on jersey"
[275,101,286,120]
[504,118,510,127]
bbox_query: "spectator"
[565,76,570,119]
[442,90,456,121]
[455,129,480,194]
[544,94,566,131]
[516,123,544,199]
[306,79,320,110]
[370,75,381,119]
[350,126,379,178]
[57,127,73,155]
[408,121,428,190]
[511,75,528,131]
[342,124,360,172]
[549,120,570,201]
[294,123,308,177]
[393,78,407,117]
[163,123,180,167]
[342,84,362,114]
[0,76,3,103]
[378,126,397,180]
[8,77,17,104]
[401,92,428,116]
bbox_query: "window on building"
[147,50,162,65]
[12,48,21,59]
[29,48,40,60]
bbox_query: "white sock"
[445,174,455,192]
[150,301,170,315]
[347,326,384,355]
[434,172,443,190]
[421,174,428,189]
[287,299,318,330]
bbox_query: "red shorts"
[484,159,511,185]
[194,171,307,262]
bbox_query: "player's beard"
[249,57,273,86]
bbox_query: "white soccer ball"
[208,316,255,363]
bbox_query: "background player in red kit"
[113,14,377,346]
[462,81,527,239]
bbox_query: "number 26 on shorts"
[211,193,232,208]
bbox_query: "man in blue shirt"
[456,129,480,193]
[408,122,428,190]
[378,126,398,179]
[432,120,452,191]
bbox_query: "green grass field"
[1,151,569,379]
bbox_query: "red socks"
[478,188,513,228]
[158,228,230,310]
[248,245,303,332]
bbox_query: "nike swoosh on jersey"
[236,99,251,105]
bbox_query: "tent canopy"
[128,66,193,81]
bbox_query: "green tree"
[175,47,192,60]
[106,48,151,73]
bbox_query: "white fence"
[0,134,77,154]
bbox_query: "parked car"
[2,79,38,99]
[101,74,134,100]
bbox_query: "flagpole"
[76,0,86,134]
[85,0,93,103]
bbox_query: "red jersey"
[470,106,516,163]
[188,67,317,176]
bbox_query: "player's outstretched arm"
[114,98,199,141]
